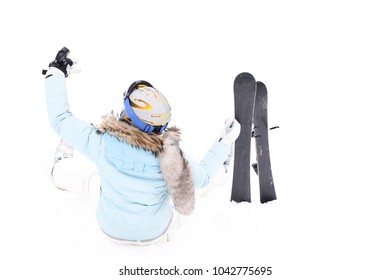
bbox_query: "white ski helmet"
[122,80,171,134]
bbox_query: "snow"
[1,0,390,279]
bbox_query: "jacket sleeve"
[45,74,102,162]
[185,142,230,188]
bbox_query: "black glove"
[43,47,80,77]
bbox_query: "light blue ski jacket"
[45,74,230,241]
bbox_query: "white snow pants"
[51,152,101,205]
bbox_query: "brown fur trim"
[159,132,195,215]
[97,112,181,155]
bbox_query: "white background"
[1,0,389,279]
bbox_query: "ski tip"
[235,72,255,82]
[256,81,267,90]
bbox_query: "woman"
[44,47,240,244]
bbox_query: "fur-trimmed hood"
[97,112,170,155]
[97,112,194,215]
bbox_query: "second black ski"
[253,81,277,203]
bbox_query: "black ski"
[253,81,277,203]
[231,73,256,202]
